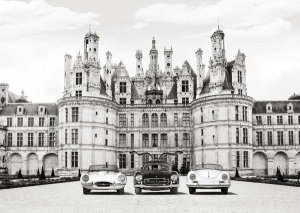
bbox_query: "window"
[182,113,190,127]
[183,154,190,168]
[131,114,134,127]
[142,113,149,127]
[243,128,248,144]
[71,129,78,144]
[105,139,108,146]
[299,131,300,145]
[131,154,134,169]
[131,134,134,148]
[242,106,247,121]
[161,134,167,147]
[65,152,68,167]
[120,82,127,93]
[182,97,189,104]
[236,151,240,168]
[243,151,249,168]
[39,117,45,127]
[236,128,240,143]
[28,133,33,147]
[277,131,283,145]
[142,155,149,165]
[7,132,12,147]
[75,72,82,85]
[28,117,34,127]
[288,115,293,125]
[174,113,178,126]
[238,71,242,83]
[119,154,126,169]
[119,134,126,147]
[256,131,262,145]
[120,98,126,105]
[160,113,167,127]
[277,116,283,125]
[65,108,68,122]
[256,116,262,125]
[75,90,82,97]
[182,80,189,92]
[142,134,149,148]
[212,110,215,121]
[201,129,204,136]
[235,106,239,121]
[267,132,272,146]
[38,132,44,147]
[201,116,203,123]
[267,116,272,125]
[17,133,23,147]
[151,113,158,127]
[288,131,294,145]
[65,129,68,144]
[49,117,55,127]
[151,134,158,147]
[17,117,23,127]
[238,89,243,95]
[71,151,78,168]
[7,117,12,127]
[183,133,190,147]
[49,132,55,147]
[106,117,108,124]
[175,133,178,147]
[72,107,79,122]
[298,115,300,124]
[119,114,127,127]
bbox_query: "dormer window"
[266,103,272,113]
[287,103,294,113]
[182,80,189,92]
[120,82,127,93]
[17,106,24,115]
[39,105,46,115]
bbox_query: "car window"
[143,163,169,171]
[89,165,119,172]
[194,164,223,170]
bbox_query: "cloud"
[0,0,100,39]
[127,22,148,31]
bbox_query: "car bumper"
[82,182,126,190]
[134,183,179,190]
[186,182,230,189]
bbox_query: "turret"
[164,47,173,76]
[135,50,143,77]
[0,83,9,108]
[64,54,72,95]
[104,51,113,97]
[196,48,205,97]
[232,49,247,95]
[84,30,100,65]
[149,37,158,70]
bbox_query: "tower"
[84,30,100,65]
[135,50,143,78]
[149,37,158,70]
[196,48,205,97]
[104,51,113,97]
[0,83,9,108]
[64,54,72,96]
[232,49,247,95]
[164,47,173,76]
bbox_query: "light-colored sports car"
[186,164,231,194]
[81,165,127,194]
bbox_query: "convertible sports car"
[133,161,180,194]
[186,164,231,194]
[81,165,127,194]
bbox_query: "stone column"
[267,158,274,176]
[288,158,295,175]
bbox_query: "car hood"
[86,171,123,182]
[194,169,222,179]
[141,171,171,179]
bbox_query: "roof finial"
[218,19,220,30]
[21,89,24,97]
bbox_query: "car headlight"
[135,174,142,181]
[118,175,126,182]
[171,174,178,181]
[82,175,89,182]
[189,173,196,180]
[222,174,228,181]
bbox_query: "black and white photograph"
[0,0,300,212]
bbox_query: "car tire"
[221,188,228,194]
[117,188,124,194]
[170,187,178,194]
[135,187,142,194]
[83,187,91,195]
[189,188,196,194]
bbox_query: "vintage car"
[186,164,231,194]
[133,161,180,194]
[81,165,127,194]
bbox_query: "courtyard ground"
[0,176,299,213]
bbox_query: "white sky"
[0,0,300,102]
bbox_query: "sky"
[0,0,300,102]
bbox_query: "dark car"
[133,161,179,194]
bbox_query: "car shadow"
[138,191,187,195]
[87,192,134,195]
[192,191,237,195]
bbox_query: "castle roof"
[167,78,177,99]
[0,103,57,116]
[253,101,300,113]
[288,93,300,101]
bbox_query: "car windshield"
[194,164,223,170]
[143,162,170,171]
[89,165,119,172]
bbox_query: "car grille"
[143,178,170,186]
[95,182,111,187]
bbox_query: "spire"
[218,19,220,30]
[152,36,156,49]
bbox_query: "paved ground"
[0,177,299,213]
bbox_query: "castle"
[0,28,299,176]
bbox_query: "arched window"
[142,113,149,127]
[156,99,161,104]
[160,113,167,127]
[151,113,158,127]
[148,99,153,105]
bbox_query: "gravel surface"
[0,176,299,213]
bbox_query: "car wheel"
[189,188,196,194]
[221,188,228,194]
[170,187,178,194]
[83,187,91,195]
[135,187,142,194]
[117,188,124,194]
